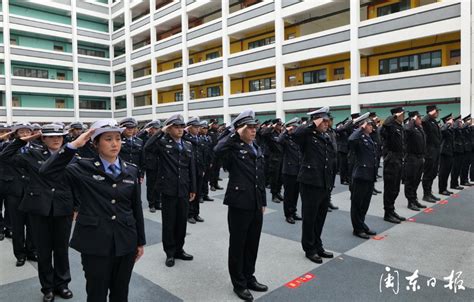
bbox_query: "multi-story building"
[0,0,472,124]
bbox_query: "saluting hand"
[236,125,247,137]
[313,118,323,127]
[0,131,13,141]
[20,131,42,142]
[71,129,95,149]
[161,124,170,133]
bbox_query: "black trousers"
[145,169,160,208]
[7,195,35,259]
[470,152,474,182]
[189,174,203,218]
[422,150,440,196]
[161,194,189,257]
[228,207,262,290]
[282,174,299,218]
[209,158,221,187]
[81,252,135,302]
[383,157,402,213]
[404,154,424,204]
[202,166,211,197]
[338,152,349,183]
[350,179,374,233]
[29,214,72,294]
[0,195,11,233]
[460,152,472,184]
[450,153,464,187]
[438,154,453,192]
[264,155,271,186]
[269,158,283,195]
[300,184,330,255]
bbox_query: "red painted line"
[408,218,416,222]
[423,208,434,214]
[439,200,449,205]
[285,273,316,289]
[372,236,385,240]
[451,194,459,198]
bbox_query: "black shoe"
[286,217,295,224]
[373,188,382,194]
[392,211,406,221]
[461,182,472,187]
[327,208,332,212]
[293,214,302,221]
[0,232,4,241]
[149,207,156,213]
[439,190,452,196]
[450,186,464,190]
[175,252,193,261]
[341,181,350,185]
[447,190,454,194]
[187,217,196,224]
[271,196,281,203]
[408,203,421,211]
[328,202,338,210]
[218,177,223,181]
[422,195,437,203]
[248,281,268,292]
[54,288,73,299]
[210,186,217,191]
[203,196,214,201]
[365,229,377,236]
[353,231,370,239]
[27,253,38,262]
[317,250,333,258]
[194,215,204,222]
[43,292,54,302]
[199,198,204,203]
[215,185,224,190]
[430,194,441,201]
[415,201,427,209]
[384,215,401,224]
[305,253,323,264]
[233,288,253,301]
[165,257,175,267]
[276,193,284,201]
[16,258,26,267]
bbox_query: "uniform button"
[22,175,25,178]
[235,186,239,190]
[111,215,116,220]
[112,184,117,188]
[111,199,116,204]
[51,188,55,192]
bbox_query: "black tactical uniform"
[262,120,284,201]
[460,115,473,186]
[142,120,162,211]
[450,116,464,189]
[421,106,442,201]
[439,114,455,195]
[335,119,351,184]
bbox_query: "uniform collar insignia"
[166,144,173,148]
[123,179,134,184]
[94,161,101,167]
[93,175,105,181]
[43,151,48,155]
[240,149,248,154]
[59,149,64,154]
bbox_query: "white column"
[124,0,133,117]
[150,0,157,120]
[274,0,284,120]
[222,0,231,124]
[109,0,116,115]
[3,0,13,124]
[71,0,80,120]
[181,0,190,120]
[350,0,360,114]
[461,0,472,116]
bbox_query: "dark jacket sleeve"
[133,177,146,246]
[213,131,234,171]
[0,139,27,167]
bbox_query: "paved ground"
[1,173,473,301]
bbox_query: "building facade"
[0,0,472,124]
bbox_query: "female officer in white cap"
[40,119,146,302]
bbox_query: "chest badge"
[93,175,105,181]
[123,179,134,184]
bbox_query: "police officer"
[142,120,162,212]
[327,114,339,210]
[347,113,360,185]
[404,111,428,211]
[294,107,335,264]
[1,124,74,301]
[439,114,455,196]
[0,122,37,266]
[0,123,13,241]
[149,114,196,267]
[208,119,224,191]
[214,110,268,301]
[183,116,205,224]
[349,113,378,239]
[277,117,302,224]
[40,120,146,302]
[460,115,473,186]
[450,115,465,190]
[119,117,145,180]
[262,118,284,202]
[368,112,382,194]
[199,121,215,202]
[380,107,406,224]
[336,117,352,185]
[65,121,84,143]
[421,105,442,203]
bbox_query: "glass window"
[318,70,326,82]
[334,68,344,75]
[10,38,17,45]
[207,86,220,97]
[303,69,326,84]
[175,91,183,102]
[174,61,182,68]
[379,59,389,74]
[431,51,441,67]
[450,49,460,58]
[248,36,275,49]
[206,51,219,60]
[249,80,260,92]
[420,52,431,69]
[409,54,418,70]
[54,45,64,52]
[389,58,398,73]
[399,56,409,71]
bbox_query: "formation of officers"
[0,103,473,302]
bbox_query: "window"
[248,36,275,49]
[10,37,18,45]
[206,51,219,60]
[303,69,326,84]
[55,98,65,109]
[13,67,48,79]
[377,0,410,17]
[57,72,66,80]
[190,90,195,100]
[207,86,220,97]
[174,61,182,68]
[54,44,64,52]
[431,51,441,68]
[334,68,344,80]
[378,50,442,75]
[12,96,21,107]
[78,47,106,58]
[450,49,460,58]
[80,100,107,110]
[175,91,183,102]
[249,77,276,91]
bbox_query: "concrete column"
[461,0,472,116]
[109,0,116,115]
[222,0,231,124]
[181,0,190,120]
[150,0,157,120]
[124,0,133,117]
[3,0,13,124]
[350,0,361,114]
[274,0,285,120]
[71,0,80,120]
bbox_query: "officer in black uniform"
[346,113,360,185]
[0,123,13,241]
[327,115,339,210]
[277,117,302,224]
[208,119,224,191]
[40,120,146,302]
[214,109,268,301]
[199,121,215,202]
[335,117,352,185]
[1,124,74,302]
[349,113,378,239]
[403,111,428,211]
[450,115,465,190]
[142,120,162,212]
[64,121,83,143]
[368,112,382,194]
[148,114,196,267]
[380,107,406,224]
[421,105,442,203]
[119,117,145,180]
[439,114,455,196]
[0,122,37,266]
[460,115,473,186]
[259,120,272,188]
[183,116,205,224]
[262,118,284,202]
[294,107,335,264]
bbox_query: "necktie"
[177,141,183,151]
[108,164,120,178]
[249,144,257,156]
